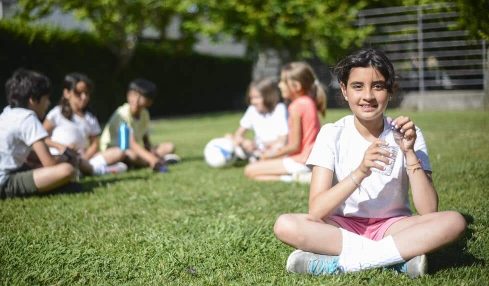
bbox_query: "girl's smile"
[341,66,389,121]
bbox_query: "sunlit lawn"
[1,109,488,285]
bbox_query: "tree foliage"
[454,0,489,40]
[401,0,489,40]
[15,0,194,68]
[14,0,375,64]
[188,0,372,62]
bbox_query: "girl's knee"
[274,214,301,242]
[244,165,255,178]
[445,211,467,236]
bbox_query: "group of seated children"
[0,60,327,199]
[0,49,467,279]
[0,69,178,199]
[229,61,326,183]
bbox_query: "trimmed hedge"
[0,21,252,122]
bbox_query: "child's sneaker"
[389,254,427,278]
[286,249,341,275]
[292,172,312,184]
[153,162,169,173]
[163,153,181,164]
[104,162,128,174]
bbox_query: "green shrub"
[0,21,252,122]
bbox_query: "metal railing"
[358,3,487,95]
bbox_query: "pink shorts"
[329,215,408,241]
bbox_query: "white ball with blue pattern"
[204,137,236,168]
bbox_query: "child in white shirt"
[273,49,466,278]
[0,69,75,198]
[230,77,288,161]
[43,73,127,176]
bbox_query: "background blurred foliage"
[0,20,252,122]
[14,0,375,65]
[4,0,487,119]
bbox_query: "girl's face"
[65,81,91,113]
[249,87,266,113]
[278,71,300,100]
[341,66,389,122]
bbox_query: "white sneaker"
[286,249,341,275]
[102,162,128,175]
[389,254,428,278]
[163,153,181,164]
[292,172,312,184]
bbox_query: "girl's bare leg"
[244,158,288,181]
[100,147,126,165]
[385,211,466,260]
[274,213,343,255]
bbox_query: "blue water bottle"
[118,121,130,150]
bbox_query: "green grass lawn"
[1,109,488,285]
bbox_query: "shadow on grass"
[179,155,204,163]
[80,173,149,192]
[30,173,149,198]
[428,213,485,273]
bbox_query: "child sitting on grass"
[244,62,326,183]
[100,78,180,172]
[0,69,75,199]
[273,48,466,278]
[229,77,288,162]
[43,72,127,176]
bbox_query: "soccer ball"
[49,124,86,154]
[204,137,236,168]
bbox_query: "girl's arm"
[42,118,68,154]
[308,166,371,221]
[233,127,248,145]
[262,111,301,159]
[265,135,287,151]
[308,139,393,221]
[83,135,100,160]
[405,150,438,214]
[394,115,438,214]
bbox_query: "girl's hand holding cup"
[358,139,396,177]
[390,116,417,153]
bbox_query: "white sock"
[279,175,293,182]
[89,154,108,175]
[338,228,404,272]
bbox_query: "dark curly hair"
[5,68,51,108]
[334,48,396,93]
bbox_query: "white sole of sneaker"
[286,249,303,272]
[409,254,427,278]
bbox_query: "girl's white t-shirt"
[239,102,288,149]
[306,115,432,219]
[46,106,101,151]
